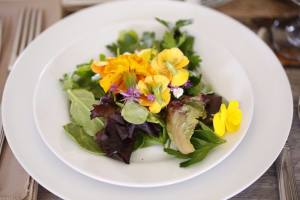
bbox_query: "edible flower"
[151,48,189,87]
[170,86,184,99]
[91,54,153,93]
[213,100,242,137]
[137,75,171,113]
[138,48,158,63]
[120,87,141,102]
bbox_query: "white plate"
[1,1,293,199]
[33,20,253,187]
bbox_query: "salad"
[60,18,242,167]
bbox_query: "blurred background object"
[271,0,300,61]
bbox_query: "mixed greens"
[60,18,242,167]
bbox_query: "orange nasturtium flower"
[91,54,154,93]
[137,75,171,113]
[213,100,242,137]
[151,48,189,87]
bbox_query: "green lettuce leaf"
[179,143,217,167]
[121,101,149,124]
[60,62,105,99]
[166,99,206,154]
[107,30,139,55]
[63,123,102,153]
[67,89,104,136]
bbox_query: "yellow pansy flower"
[151,48,189,87]
[138,48,158,63]
[213,100,242,137]
[137,75,171,113]
[91,54,154,93]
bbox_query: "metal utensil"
[0,7,43,156]
[276,144,299,200]
[0,18,2,59]
[9,8,42,71]
[0,19,3,155]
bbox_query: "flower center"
[146,94,155,102]
[152,86,163,104]
[165,61,177,76]
[124,72,137,88]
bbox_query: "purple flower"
[109,84,118,92]
[121,87,141,102]
[146,94,155,102]
[183,80,192,89]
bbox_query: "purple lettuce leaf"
[94,111,162,164]
[90,94,119,119]
[202,94,222,125]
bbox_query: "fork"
[0,7,43,156]
[0,18,2,59]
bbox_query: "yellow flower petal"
[213,101,242,136]
[159,48,183,64]
[228,100,239,109]
[144,75,154,86]
[225,102,242,132]
[149,101,162,113]
[153,75,170,90]
[100,73,120,93]
[151,57,170,77]
[176,56,189,68]
[161,88,171,106]
[137,80,149,95]
[171,69,189,86]
[220,104,227,119]
[213,112,226,137]
[92,53,154,94]
[91,61,107,74]
[138,48,157,62]
[139,97,152,107]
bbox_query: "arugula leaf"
[60,62,105,99]
[121,101,149,124]
[99,53,106,61]
[180,143,217,167]
[199,121,213,132]
[186,77,214,96]
[133,133,145,150]
[107,30,139,55]
[189,54,201,70]
[162,31,177,49]
[190,137,208,149]
[155,17,171,29]
[145,113,168,145]
[164,148,190,159]
[175,19,193,30]
[60,74,78,90]
[140,32,156,49]
[67,89,104,136]
[193,129,226,144]
[106,43,119,56]
[177,33,187,47]
[64,123,102,153]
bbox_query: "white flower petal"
[172,87,184,98]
